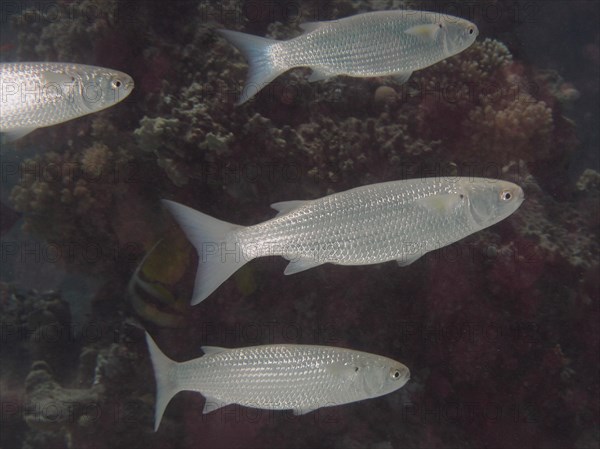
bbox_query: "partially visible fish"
[128,233,193,329]
[145,332,410,430]
[218,10,478,104]
[163,177,524,305]
[0,62,134,141]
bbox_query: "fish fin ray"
[270,200,306,216]
[161,200,248,304]
[216,29,287,104]
[292,408,313,415]
[283,257,323,275]
[145,332,180,431]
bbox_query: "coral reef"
[1,0,598,448]
[9,141,146,275]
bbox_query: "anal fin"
[284,257,323,275]
[396,253,424,267]
[308,68,335,82]
[203,397,229,414]
[2,127,37,142]
[392,71,413,85]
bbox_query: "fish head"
[441,16,478,56]
[357,356,410,398]
[70,65,134,111]
[459,178,524,229]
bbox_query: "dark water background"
[1,1,598,448]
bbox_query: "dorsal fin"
[270,200,306,216]
[201,346,229,356]
[299,21,325,33]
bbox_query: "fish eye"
[438,23,443,29]
[500,190,513,201]
[391,369,401,380]
[111,79,122,89]
[468,27,474,35]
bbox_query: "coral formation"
[9,142,146,275]
[1,0,598,448]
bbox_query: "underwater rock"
[24,360,103,432]
[0,286,163,449]
[0,286,74,374]
[509,163,599,270]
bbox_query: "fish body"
[145,332,410,430]
[0,62,133,141]
[218,10,478,103]
[163,177,524,304]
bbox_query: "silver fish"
[163,177,524,304]
[0,62,134,141]
[145,332,410,430]
[218,10,478,104]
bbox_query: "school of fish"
[2,8,530,432]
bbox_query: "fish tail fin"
[145,332,180,432]
[216,29,286,104]
[161,200,249,304]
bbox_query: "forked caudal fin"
[145,332,180,431]
[161,200,249,304]
[216,29,287,105]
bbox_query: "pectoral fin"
[416,194,462,215]
[40,71,74,85]
[404,23,441,41]
[325,362,358,381]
